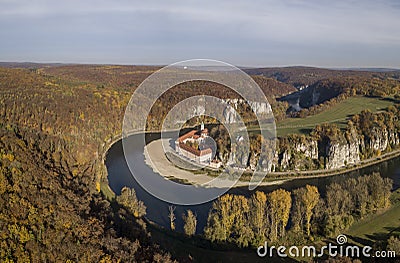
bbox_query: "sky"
[0,0,399,68]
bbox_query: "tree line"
[200,173,392,248]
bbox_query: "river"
[106,132,400,234]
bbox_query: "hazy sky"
[0,0,399,67]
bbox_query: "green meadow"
[275,96,394,137]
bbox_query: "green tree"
[343,177,368,218]
[325,183,354,236]
[204,212,225,242]
[204,194,234,242]
[0,168,8,195]
[366,173,392,212]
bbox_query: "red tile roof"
[177,130,197,143]
[177,129,212,157]
[179,142,212,156]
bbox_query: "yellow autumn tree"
[204,195,233,241]
[249,191,267,240]
[303,185,320,237]
[232,194,253,247]
[183,210,197,236]
[116,187,146,217]
[268,189,291,239]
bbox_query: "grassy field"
[346,189,400,247]
[273,96,394,137]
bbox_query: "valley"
[1,63,400,262]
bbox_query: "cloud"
[0,0,399,67]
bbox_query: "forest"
[0,66,176,261]
[203,173,392,248]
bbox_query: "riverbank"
[105,131,400,232]
[143,138,400,187]
[144,138,286,188]
[266,147,400,180]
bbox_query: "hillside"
[1,64,399,261]
[0,67,176,262]
[0,64,293,262]
[245,66,400,87]
[274,96,395,136]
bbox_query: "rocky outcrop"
[222,99,272,123]
[389,130,400,146]
[298,80,344,108]
[220,124,399,173]
[216,106,400,173]
[294,140,318,159]
[368,127,388,152]
[324,127,361,169]
[248,101,272,115]
[325,139,360,169]
[279,81,342,111]
[222,106,237,124]
[277,136,318,171]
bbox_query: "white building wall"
[177,147,211,164]
[199,153,212,163]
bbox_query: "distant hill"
[0,61,69,69]
[331,67,400,72]
[39,64,296,98]
[244,66,400,87]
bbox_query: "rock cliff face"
[222,106,237,124]
[368,127,388,152]
[222,99,272,123]
[248,101,272,115]
[218,126,399,173]
[298,80,344,108]
[389,130,400,146]
[277,127,399,172]
[277,136,318,171]
[325,139,360,169]
[324,127,360,169]
[280,81,343,111]
[214,103,400,173]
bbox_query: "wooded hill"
[0,66,177,262]
[245,66,400,87]
[0,63,399,262]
